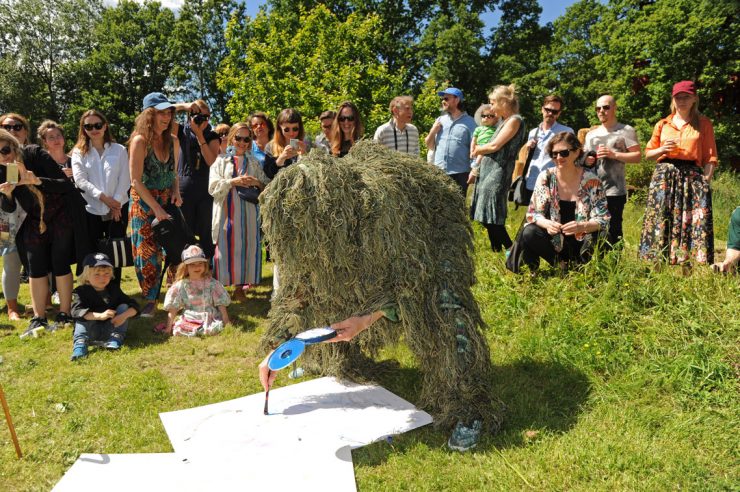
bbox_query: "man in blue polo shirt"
[425,87,477,195]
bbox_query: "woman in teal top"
[128,92,182,316]
[470,84,526,252]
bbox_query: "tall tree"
[219,4,405,136]
[0,0,102,123]
[72,0,180,139]
[171,0,245,121]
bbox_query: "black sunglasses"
[2,124,24,132]
[281,126,299,132]
[83,122,105,131]
[218,133,228,138]
[543,107,561,115]
[595,105,611,112]
[481,114,495,119]
[0,145,12,155]
[440,96,450,101]
[233,135,251,143]
[338,115,355,122]
[550,149,575,159]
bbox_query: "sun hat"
[143,92,175,111]
[672,81,696,97]
[83,252,113,269]
[437,87,464,102]
[181,244,208,265]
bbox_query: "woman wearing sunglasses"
[521,132,610,272]
[330,101,364,157]
[470,85,526,252]
[71,110,130,287]
[208,123,270,293]
[248,112,274,171]
[0,124,89,336]
[0,129,26,320]
[264,108,309,178]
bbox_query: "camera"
[191,113,208,125]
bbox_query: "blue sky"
[244,0,579,26]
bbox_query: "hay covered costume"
[260,142,503,448]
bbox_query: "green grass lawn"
[1,172,738,491]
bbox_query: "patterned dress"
[129,144,175,301]
[470,115,526,225]
[639,115,717,265]
[163,277,230,320]
[209,154,270,286]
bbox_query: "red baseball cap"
[672,80,696,97]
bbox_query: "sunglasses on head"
[550,148,574,159]
[595,105,611,112]
[481,114,495,119]
[281,125,299,133]
[543,107,561,115]
[0,145,12,155]
[233,135,251,143]
[2,123,24,132]
[83,122,105,131]
[251,121,266,129]
[338,115,354,122]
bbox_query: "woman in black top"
[264,108,309,178]
[0,129,90,336]
[329,101,364,157]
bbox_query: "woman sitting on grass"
[162,244,231,336]
[70,253,139,361]
[522,131,610,272]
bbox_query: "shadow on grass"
[353,357,591,465]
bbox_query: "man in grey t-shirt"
[584,94,641,246]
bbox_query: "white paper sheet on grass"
[54,377,432,491]
[160,377,432,454]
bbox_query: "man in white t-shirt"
[524,95,574,203]
[584,94,641,246]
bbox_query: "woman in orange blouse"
[639,80,718,265]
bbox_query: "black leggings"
[26,228,74,278]
[521,223,588,270]
[606,195,627,246]
[180,177,214,258]
[484,224,512,252]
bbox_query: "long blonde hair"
[127,107,174,151]
[0,129,46,233]
[174,260,212,281]
[670,96,701,129]
[489,84,519,114]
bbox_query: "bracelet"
[198,140,207,146]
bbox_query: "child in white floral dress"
[163,244,231,336]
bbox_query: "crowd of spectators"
[0,79,727,342]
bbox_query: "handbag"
[508,144,535,208]
[97,237,134,268]
[505,219,528,274]
[152,204,196,266]
[234,156,261,204]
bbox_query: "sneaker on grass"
[140,302,156,318]
[70,343,88,361]
[20,317,48,340]
[447,419,482,452]
[104,338,121,350]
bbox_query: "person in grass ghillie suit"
[257,141,504,451]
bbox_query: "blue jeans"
[73,304,130,346]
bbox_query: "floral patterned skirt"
[639,160,713,265]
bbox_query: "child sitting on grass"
[70,253,139,361]
[469,103,499,178]
[163,244,231,336]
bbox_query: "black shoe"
[20,316,48,339]
[52,312,74,330]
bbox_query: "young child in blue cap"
[70,252,139,360]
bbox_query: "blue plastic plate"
[267,339,306,371]
[294,327,337,345]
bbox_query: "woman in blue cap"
[127,92,182,317]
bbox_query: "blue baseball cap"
[83,252,113,268]
[437,87,464,102]
[142,92,175,111]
